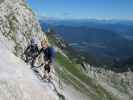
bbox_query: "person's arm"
[48,57,53,64]
[38,48,43,55]
[24,45,30,54]
[36,46,40,54]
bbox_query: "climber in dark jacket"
[38,39,55,79]
[24,37,39,68]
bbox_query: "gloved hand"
[45,61,49,65]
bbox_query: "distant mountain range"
[40,19,133,40]
[39,18,133,67]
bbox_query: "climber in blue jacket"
[38,39,55,80]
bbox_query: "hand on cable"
[45,60,50,65]
[41,63,44,66]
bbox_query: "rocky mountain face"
[0,0,133,100]
[0,36,59,100]
[0,0,84,100]
[47,31,133,100]
[81,63,133,100]
[0,0,59,100]
[0,0,45,55]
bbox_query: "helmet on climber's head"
[30,37,38,45]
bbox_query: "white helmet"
[30,37,38,45]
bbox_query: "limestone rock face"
[0,0,59,100]
[0,0,45,55]
[0,40,58,100]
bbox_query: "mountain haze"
[0,0,133,100]
[40,19,133,67]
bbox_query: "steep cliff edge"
[0,0,59,100]
[1,0,132,100]
[0,0,96,99]
[0,34,58,100]
[47,32,133,100]
[0,0,45,55]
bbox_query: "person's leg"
[31,53,38,68]
[25,54,30,63]
[42,64,48,79]
[25,52,32,64]
[42,64,51,80]
[47,64,51,81]
[47,64,51,73]
[31,57,36,68]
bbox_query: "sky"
[27,0,133,20]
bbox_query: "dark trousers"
[25,53,37,68]
[44,63,51,73]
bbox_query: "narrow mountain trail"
[0,40,59,100]
[31,67,65,100]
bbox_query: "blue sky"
[27,0,133,20]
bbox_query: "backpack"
[49,47,55,59]
[26,44,39,57]
[44,47,56,63]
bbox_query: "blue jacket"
[39,47,55,63]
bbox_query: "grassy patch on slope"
[55,52,116,100]
[46,34,116,100]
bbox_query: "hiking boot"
[47,77,51,82]
[42,74,47,80]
